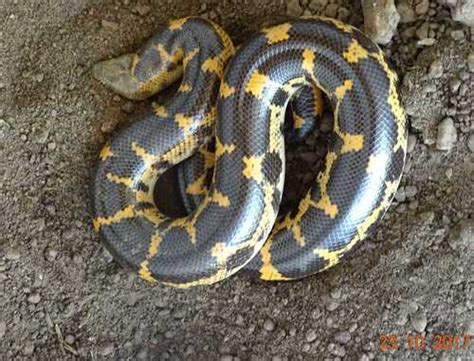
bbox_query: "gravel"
[1,1,473,360]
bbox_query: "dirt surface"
[1,0,473,360]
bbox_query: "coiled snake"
[92,16,407,288]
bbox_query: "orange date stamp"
[379,333,471,351]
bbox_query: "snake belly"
[173,17,407,281]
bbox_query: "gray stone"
[263,318,275,332]
[100,344,115,356]
[450,29,465,41]
[428,59,443,78]
[468,133,474,152]
[328,343,346,357]
[5,249,20,260]
[309,0,328,11]
[411,312,427,332]
[306,329,317,342]
[414,0,429,15]
[362,0,400,44]
[449,78,462,93]
[287,0,303,16]
[407,134,417,153]
[325,4,339,18]
[436,117,457,151]
[448,0,474,26]
[397,2,417,23]
[405,185,418,198]
[0,321,5,339]
[467,52,474,72]
[23,341,35,356]
[27,293,41,304]
[334,330,351,344]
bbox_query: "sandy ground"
[1,0,473,360]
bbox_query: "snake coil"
[92,17,407,288]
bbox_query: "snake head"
[92,53,147,100]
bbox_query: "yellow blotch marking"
[99,143,113,161]
[268,103,285,153]
[186,174,207,195]
[202,57,225,78]
[274,192,316,247]
[293,114,305,129]
[183,48,199,66]
[131,142,159,166]
[314,180,399,269]
[315,152,339,218]
[136,190,153,203]
[138,261,156,282]
[175,113,195,132]
[245,71,274,99]
[179,82,192,92]
[242,155,265,183]
[262,23,292,44]
[211,241,253,267]
[161,134,199,164]
[312,87,324,116]
[220,81,235,98]
[215,137,235,159]
[340,133,364,153]
[162,268,229,288]
[168,17,189,30]
[136,207,164,226]
[333,80,365,154]
[154,104,168,117]
[318,16,355,33]
[92,204,135,232]
[370,52,407,152]
[212,191,230,208]
[302,49,316,75]
[343,39,369,63]
[334,79,353,100]
[106,173,133,188]
[259,238,291,281]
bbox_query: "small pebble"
[0,321,5,339]
[23,341,35,356]
[263,319,275,332]
[306,329,317,342]
[405,185,417,198]
[286,0,303,16]
[449,78,461,93]
[134,5,151,16]
[428,59,443,78]
[450,30,464,41]
[334,330,351,344]
[65,334,75,344]
[436,117,457,151]
[27,293,41,304]
[467,133,474,152]
[467,52,474,72]
[411,312,427,332]
[407,134,417,153]
[328,343,346,357]
[100,344,115,356]
[6,249,20,260]
[101,20,119,31]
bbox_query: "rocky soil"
[1,0,473,360]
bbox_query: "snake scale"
[92,16,407,288]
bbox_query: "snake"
[92,16,407,288]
